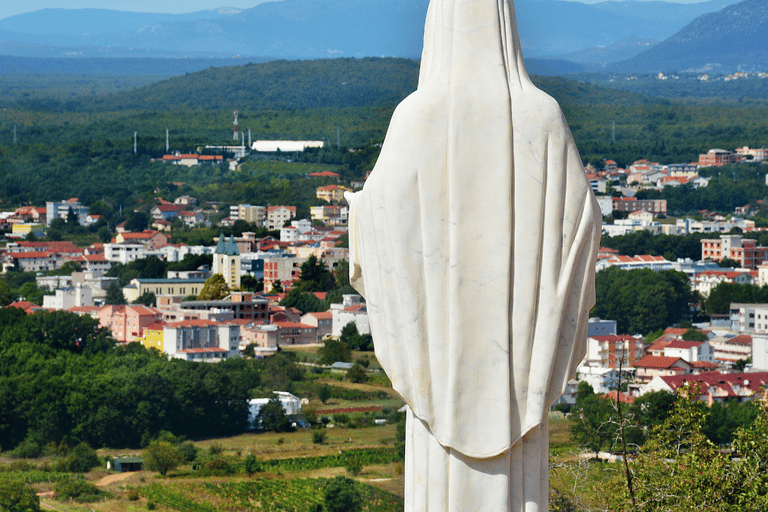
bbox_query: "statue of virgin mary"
[345,0,601,509]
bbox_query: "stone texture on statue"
[345,0,602,509]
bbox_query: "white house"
[331,294,370,337]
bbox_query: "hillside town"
[1,141,768,412]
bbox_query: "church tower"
[213,234,241,289]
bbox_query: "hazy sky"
[0,0,715,21]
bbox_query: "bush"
[346,363,368,383]
[56,443,99,473]
[176,442,198,462]
[312,430,327,444]
[54,476,104,502]
[11,440,42,459]
[324,476,363,512]
[344,457,363,476]
[204,458,233,475]
[207,443,223,456]
[127,487,140,501]
[0,477,41,511]
[244,454,261,476]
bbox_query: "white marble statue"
[345,0,602,509]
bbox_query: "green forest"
[0,57,766,224]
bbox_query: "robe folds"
[346,0,602,460]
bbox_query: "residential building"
[97,304,163,343]
[584,335,644,368]
[301,311,334,341]
[643,372,768,405]
[159,319,241,361]
[698,149,739,167]
[266,206,297,230]
[612,197,667,215]
[4,251,62,272]
[692,270,754,297]
[331,294,370,337]
[709,334,752,365]
[122,278,207,303]
[735,146,768,162]
[701,234,768,270]
[634,355,692,383]
[46,199,89,226]
[42,284,93,310]
[151,203,186,220]
[316,185,350,203]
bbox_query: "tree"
[682,328,708,342]
[318,338,352,365]
[66,206,79,225]
[346,363,368,383]
[143,441,182,476]
[124,212,149,232]
[105,282,126,305]
[318,384,332,404]
[568,382,618,455]
[295,255,336,293]
[324,476,363,512]
[281,289,325,314]
[133,291,156,306]
[198,274,230,301]
[0,478,41,512]
[256,397,294,433]
[591,267,692,334]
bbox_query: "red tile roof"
[635,355,688,369]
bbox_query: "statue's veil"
[347,0,601,458]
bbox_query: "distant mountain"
[611,0,768,73]
[550,37,659,66]
[0,0,742,63]
[0,8,241,36]
[44,57,659,114]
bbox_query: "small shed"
[113,456,143,472]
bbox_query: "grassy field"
[3,369,618,511]
[6,418,622,512]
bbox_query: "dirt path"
[95,471,132,486]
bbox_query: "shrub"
[55,442,99,473]
[176,442,198,462]
[312,430,327,444]
[324,476,363,512]
[0,477,40,511]
[11,440,42,459]
[54,476,104,502]
[244,454,261,476]
[127,487,140,501]
[207,442,223,456]
[204,458,233,475]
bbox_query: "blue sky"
[0,0,713,21]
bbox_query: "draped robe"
[345,0,601,509]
